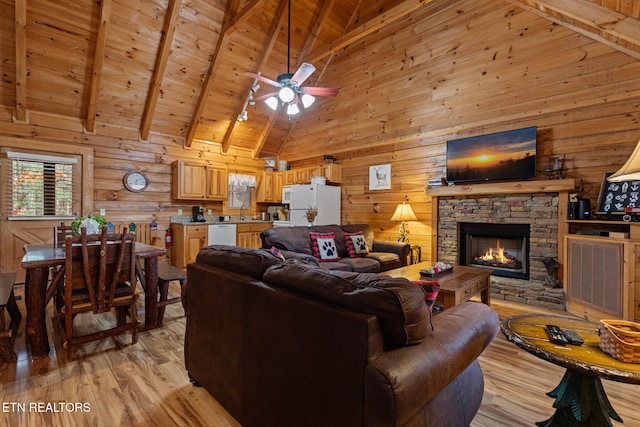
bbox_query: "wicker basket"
[599,319,640,363]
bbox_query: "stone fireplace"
[436,192,566,310]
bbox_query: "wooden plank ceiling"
[1,0,639,158]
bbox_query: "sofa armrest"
[363,302,499,427]
[371,240,410,265]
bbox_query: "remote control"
[545,324,569,345]
[563,329,584,346]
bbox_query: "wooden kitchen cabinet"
[172,160,227,200]
[315,163,341,183]
[279,163,342,186]
[206,166,227,199]
[257,172,284,203]
[236,223,271,249]
[257,172,275,202]
[173,161,206,200]
[172,223,208,268]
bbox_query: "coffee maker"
[192,206,205,222]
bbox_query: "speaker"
[577,198,591,220]
[569,201,578,220]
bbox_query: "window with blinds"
[4,151,79,218]
[228,173,256,208]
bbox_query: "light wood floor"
[1,283,638,426]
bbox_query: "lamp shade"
[390,202,418,222]
[609,139,640,182]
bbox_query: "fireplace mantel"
[426,178,579,197]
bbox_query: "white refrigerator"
[283,184,341,226]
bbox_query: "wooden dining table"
[21,242,167,359]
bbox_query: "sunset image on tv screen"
[446,127,537,183]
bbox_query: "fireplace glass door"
[459,223,530,279]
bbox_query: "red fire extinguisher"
[165,228,172,248]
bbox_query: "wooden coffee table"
[502,314,640,426]
[382,263,492,309]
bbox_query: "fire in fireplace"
[459,223,530,279]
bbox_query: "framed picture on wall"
[369,164,391,190]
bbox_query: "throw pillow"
[344,231,369,258]
[412,280,441,312]
[309,232,340,262]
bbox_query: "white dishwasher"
[207,224,237,246]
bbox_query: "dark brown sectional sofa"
[260,223,410,272]
[183,245,500,427]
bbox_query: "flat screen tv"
[446,126,537,183]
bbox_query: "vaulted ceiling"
[1,0,639,158]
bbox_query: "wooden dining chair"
[54,221,73,247]
[61,226,138,357]
[49,221,74,311]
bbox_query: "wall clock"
[123,171,149,192]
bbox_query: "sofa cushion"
[337,257,380,273]
[344,231,369,257]
[309,232,341,262]
[340,224,375,251]
[264,259,431,347]
[195,245,283,279]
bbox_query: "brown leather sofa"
[184,245,500,427]
[260,223,410,272]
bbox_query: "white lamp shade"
[286,102,300,115]
[390,202,418,221]
[301,94,315,108]
[609,139,640,182]
[278,86,295,103]
[264,96,279,111]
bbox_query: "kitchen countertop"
[170,215,273,225]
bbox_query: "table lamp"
[609,138,640,181]
[390,202,418,243]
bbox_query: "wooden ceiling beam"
[14,0,27,123]
[85,0,112,133]
[140,0,181,141]
[304,0,434,65]
[252,111,278,158]
[185,0,266,148]
[222,0,288,154]
[225,0,263,35]
[506,0,640,60]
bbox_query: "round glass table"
[502,314,640,426]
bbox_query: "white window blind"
[228,173,256,208]
[4,151,79,218]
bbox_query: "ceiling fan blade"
[243,72,282,87]
[290,63,316,86]
[302,87,339,97]
[252,92,278,102]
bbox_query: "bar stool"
[0,272,21,363]
[157,263,187,325]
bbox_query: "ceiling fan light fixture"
[265,96,279,111]
[301,94,315,108]
[286,102,300,116]
[278,86,295,103]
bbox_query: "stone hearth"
[437,193,566,311]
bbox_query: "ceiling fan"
[244,0,338,116]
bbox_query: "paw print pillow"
[309,232,340,262]
[344,231,369,258]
